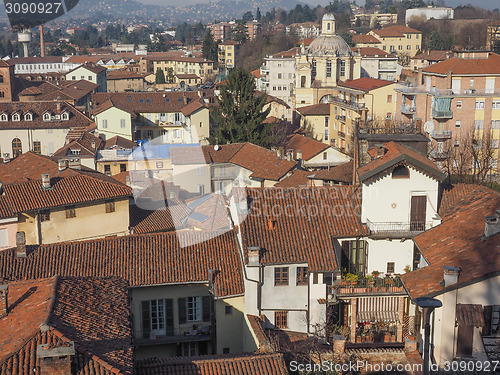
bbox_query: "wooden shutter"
[410,196,426,231]
[456,325,474,356]
[165,299,174,336]
[202,296,211,322]
[178,297,187,324]
[141,301,150,339]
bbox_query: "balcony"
[431,109,453,119]
[429,150,450,159]
[338,131,345,138]
[336,115,346,123]
[400,104,416,115]
[328,276,406,299]
[367,219,432,239]
[430,130,452,139]
[135,325,212,347]
[328,96,366,111]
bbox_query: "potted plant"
[344,273,358,285]
[371,270,380,278]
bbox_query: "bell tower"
[321,13,336,36]
[0,60,15,102]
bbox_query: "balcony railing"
[336,115,346,123]
[400,104,416,115]
[430,130,452,139]
[338,131,345,138]
[328,276,406,298]
[431,109,453,119]
[429,150,450,159]
[329,96,366,111]
[367,219,432,238]
[135,325,212,346]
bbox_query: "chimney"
[68,158,81,170]
[443,266,461,287]
[376,146,385,158]
[58,159,68,171]
[0,285,7,318]
[56,102,61,115]
[37,341,75,375]
[16,231,26,258]
[484,210,500,238]
[41,174,51,190]
[296,149,302,160]
[247,246,260,267]
[40,25,45,57]
[267,218,276,230]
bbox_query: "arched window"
[12,138,22,157]
[24,113,32,121]
[0,114,7,121]
[61,112,69,120]
[300,75,306,88]
[0,75,4,83]
[12,113,20,121]
[392,165,410,179]
[327,22,331,30]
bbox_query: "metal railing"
[367,219,432,238]
[400,104,416,114]
[329,96,366,111]
[430,130,452,139]
[338,131,345,138]
[135,325,212,346]
[431,109,453,119]
[328,276,406,297]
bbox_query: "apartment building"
[140,54,215,84]
[354,47,399,81]
[218,40,239,74]
[65,62,108,92]
[367,25,422,57]
[353,12,398,28]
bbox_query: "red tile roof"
[296,103,330,116]
[202,143,297,181]
[237,186,368,271]
[438,183,480,217]
[352,34,381,44]
[0,231,244,298]
[411,50,453,61]
[181,99,206,116]
[272,47,299,58]
[67,62,107,74]
[285,134,329,161]
[401,185,500,299]
[135,353,288,375]
[338,77,394,92]
[310,160,354,184]
[357,142,445,182]
[251,69,261,78]
[0,152,132,213]
[456,304,485,327]
[371,25,422,38]
[0,277,133,374]
[297,38,315,46]
[422,53,500,75]
[107,69,145,80]
[275,169,312,188]
[53,131,103,158]
[351,47,395,58]
[247,315,275,353]
[104,135,135,150]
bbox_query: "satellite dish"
[214,145,220,151]
[423,121,434,133]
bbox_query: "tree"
[166,67,175,83]
[155,68,166,84]
[232,22,247,43]
[242,11,253,22]
[209,67,272,147]
[339,30,354,47]
[256,7,262,22]
[428,30,445,50]
[202,31,218,67]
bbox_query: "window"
[491,120,500,129]
[187,296,202,322]
[341,239,367,276]
[407,45,411,50]
[323,152,327,160]
[104,165,111,175]
[120,119,126,128]
[0,114,6,121]
[324,128,329,141]
[325,116,329,127]
[387,94,392,103]
[141,299,174,338]
[43,113,50,121]
[146,130,153,139]
[312,60,317,77]
[456,101,462,108]
[0,75,3,83]
[392,165,410,178]
[296,267,308,285]
[33,141,41,154]
[0,228,7,248]
[225,306,233,315]
[88,76,92,81]
[102,119,108,129]
[474,120,484,130]
[274,267,289,286]
[156,161,164,169]
[40,210,50,222]
[340,60,345,77]
[24,113,32,121]
[469,79,474,87]
[197,166,204,176]
[12,138,22,157]
[492,101,500,109]
[475,101,485,110]
[12,113,20,121]
[173,129,181,138]
[387,262,395,274]
[326,60,332,78]
[105,200,115,213]
[275,311,288,329]
[398,45,402,50]
[71,149,81,155]
[491,140,499,149]
[198,184,204,195]
[61,112,69,120]
[223,348,230,354]
[120,164,127,172]
[455,121,461,128]
[65,205,76,219]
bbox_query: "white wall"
[367,238,414,275]
[0,128,69,157]
[304,147,351,169]
[96,107,132,141]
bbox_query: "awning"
[357,297,400,323]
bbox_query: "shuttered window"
[178,296,211,324]
[141,299,174,339]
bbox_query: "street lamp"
[414,297,443,375]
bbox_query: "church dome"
[322,13,335,21]
[308,34,351,57]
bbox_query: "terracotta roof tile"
[272,47,299,58]
[351,47,395,58]
[456,304,485,327]
[237,186,368,271]
[422,53,500,75]
[285,134,329,161]
[371,25,422,37]
[68,62,107,74]
[411,50,453,61]
[401,185,500,299]
[104,135,135,150]
[438,183,480,217]
[53,132,103,158]
[296,103,330,116]
[136,353,288,375]
[181,99,205,116]
[275,169,312,188]
[0,231,244,298]
[129,202,191,234]
[247,315,274,353]
[352,34,381,44]
[0,277,133,374]
[107,69,145,80]
[338,77,394,92]
[358,142,445,182]
[311,160,354,183]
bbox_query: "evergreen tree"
[202,31,218,67]
[166,67,174,83]
[256,7,262,21]
[5,39,13,57]
[428,30,445,50]
[209,67,272,147]
[232,22,247,43]
[155,67,166,84]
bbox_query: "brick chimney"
[443,266,461,287]
[484,210,500,238]
[16,231,26,258]
[41,174,51,190]
[247,246,260,267]
[37,341,75,375]
[0,285,8,318]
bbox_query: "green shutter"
[141,301,150,339]
[178,297,187,324]
[165,299,174,336]
[202,296,211,322]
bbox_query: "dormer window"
[61,112,69,120]
[24,113,32,121]
[392,165,410,179]
[43,112,51,121]
[71,149,81,155]
[12,113,20,121]
[0,113,7,121]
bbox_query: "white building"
[66,63,107,92]
[8,56,73,74]
[405,7,454,25]
[355,47,401,81]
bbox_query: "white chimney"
[484,210,500,238]
[58,159,68,171]
[443,266,461,287]
[41,174,51,190]
[68,158,81,170]
[247,246,260,267]
[296,149,302,160]
[16,231,26,258]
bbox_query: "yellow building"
[141,54,216,84]
[218,40,239,73]
[0,152,132,245]
[368,25,422,57]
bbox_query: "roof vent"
[484,209,500,238]
[0,285,8,319]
